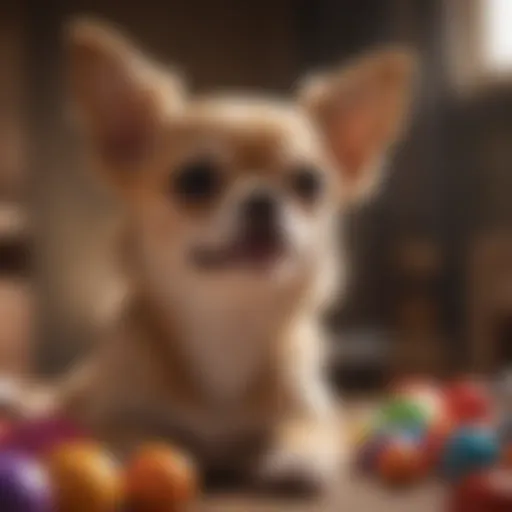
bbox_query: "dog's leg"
[257,414,341,495]
[256,381,342,495]
[256,321,344,495]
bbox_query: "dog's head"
[67,20,415,304]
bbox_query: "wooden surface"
[195,477,444,511]
[195,401,445,511]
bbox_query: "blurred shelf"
[331,327,392,366]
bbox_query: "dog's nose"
[242,193,277,228]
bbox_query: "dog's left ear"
[66,18,185,176]
[299,48,417,204]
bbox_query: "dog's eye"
[290,166,323,202]
[173,160,221,202]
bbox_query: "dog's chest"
[175,284,287,403]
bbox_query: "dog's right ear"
[66,18,185,172]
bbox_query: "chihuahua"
[38,19,416,494]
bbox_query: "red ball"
[423,414,454,468]
[449,470,512,512]
[377,437,428,485]
[444,379,493,426]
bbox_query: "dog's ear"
[299,48,417,204]
[66,18,185,173]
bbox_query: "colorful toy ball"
[423,414,453,468]
[46,441,122,512]
[125,443,198,511]
[1,416,86,456]
[376,437,427,485]
[0,451,54,512]
[357,434,389,473]
[444,379,493,425]
[379,397,429,430]
[442,427,499,481]
[449,469,512,512]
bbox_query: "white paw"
[0,377,55,420]
[256,447,338,496]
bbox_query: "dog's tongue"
[193,231,282,270]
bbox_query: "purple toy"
[0,451,53,512]
[1,416,86,456]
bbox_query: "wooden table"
[196,478,445,512]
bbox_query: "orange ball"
[377,438,427,485]
[46,441,122,512]
[125,443,198,511]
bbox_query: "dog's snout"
[242,193,277,228]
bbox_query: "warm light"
[480,0,512,72]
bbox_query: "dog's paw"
[0,377,56,420]
[255,447,338,496]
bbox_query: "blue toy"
[442,426,499,480]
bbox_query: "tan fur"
[43,18,416,492]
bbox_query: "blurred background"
[0,0,511,387]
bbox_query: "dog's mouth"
[191,230,286,271]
